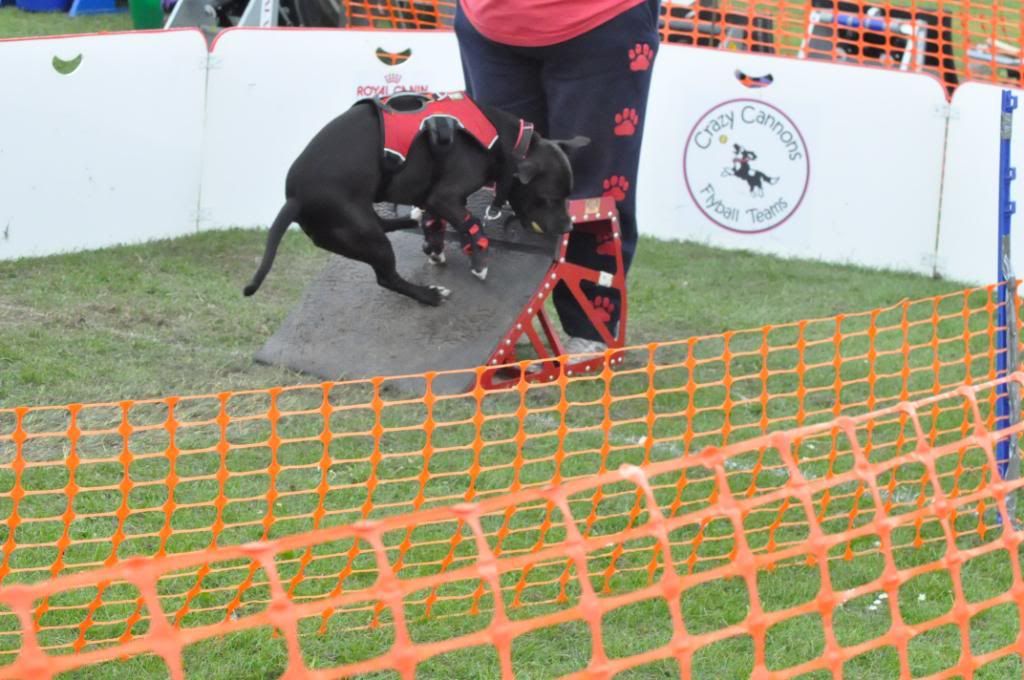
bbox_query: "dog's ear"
[516,159,540,184]
[555,136,590,155]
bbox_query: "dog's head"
[508,135,590,235]
[733,144,756,162]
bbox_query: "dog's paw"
[410,206,424,221]
[427,251,446,265]
[429,284,451,299]
[471,267,488,281]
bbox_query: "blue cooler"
[15,0,73,11]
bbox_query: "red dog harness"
[364,91,499,168]
[363,91,537,278]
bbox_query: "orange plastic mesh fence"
[0,284,1019,674]
[1,373,1023,678]
[341,0,1023,92]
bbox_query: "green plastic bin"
[129,0,164,29]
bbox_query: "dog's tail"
[243,199,300,297]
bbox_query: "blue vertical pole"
[996,89,1019,524]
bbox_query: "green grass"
[1,7,1023,679]
[0,229,967,407]
[2,228,1022,679]
[0,5,132,39]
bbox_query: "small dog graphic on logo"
[721,144,779,197]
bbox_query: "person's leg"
[541,0,661,346]
[454,2,548,132]
[450,4,551,276]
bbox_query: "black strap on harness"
[424,115,458,152]
[488,119,534,220]
[371,94,463,194]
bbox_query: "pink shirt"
[459,0,647,47]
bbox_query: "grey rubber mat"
[254,222,558,395]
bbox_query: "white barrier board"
[1,28,1015,286]
[200,28,464,230]
[936,82,1024,285]
[638,46,949,275]
[0,30,208,260]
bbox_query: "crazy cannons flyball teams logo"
[683,99,809,234]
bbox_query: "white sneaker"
[563,336,607,356]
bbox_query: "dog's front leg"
[426,201,490,281]
[411,207,448,265]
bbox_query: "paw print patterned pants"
[454,0,660,343]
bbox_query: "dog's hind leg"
[311,205,450,306]
[364,230,452,305]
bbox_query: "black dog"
[243,93,588,306]
[722,144,778,197]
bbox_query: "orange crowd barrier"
[1,374,1022,677]
[0,284,1020,677]
[340,0,1023,93]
